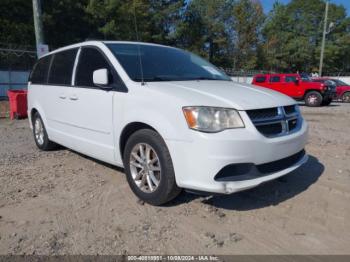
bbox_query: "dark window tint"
[333,79,349,86]
[30,55,52,84]
[48,49,77,85]
[270,76,281,83]
[285,76,297,83]
[255,76,266,83]
[75,48,112,87]
[107,43,231,82]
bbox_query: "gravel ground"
[0,102,349,255]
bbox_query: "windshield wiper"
[133,76,230,82]
[187,76,230,81]
[133,76,173,82]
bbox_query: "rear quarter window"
[29,55,52,84]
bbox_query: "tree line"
[1,0,350,73]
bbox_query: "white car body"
[28,41,308,195]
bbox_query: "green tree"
[176,0,232,66]
[262,0,350,73]
[42,0,95,48]
[230,0,265,70]
[86,0,184,44]
[0,0,35,46]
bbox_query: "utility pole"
[32,0,46,57]
[319,0,329,76]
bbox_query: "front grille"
[256,123,282,136]
[288,118,298,131]
[246,105,301,138]
[284,105,297,115]
[246,107,278,120]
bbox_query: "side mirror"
[294,79,299,85]
[93,68,110,88]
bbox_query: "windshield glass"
[333,79,349,86]
[106,43,231,82]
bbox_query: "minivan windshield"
[106,43,231,82]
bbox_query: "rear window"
[255,76,266,83]
[48,49,78,85]
[30,55,52,84]
[270,76,281,83]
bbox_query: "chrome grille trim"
[247,105,302,138]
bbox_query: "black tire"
[342,92,350,103]
[305,91,323,107]
[321,98,332,106]
[32,112,58,151]
[123,129,181,205]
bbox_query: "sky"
[261,0,350,15]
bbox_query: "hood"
[146,80,295,110]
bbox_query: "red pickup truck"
[252,74,337,106]
[312,78,350,103]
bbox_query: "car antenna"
[132,0,145,86]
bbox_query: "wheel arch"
[119,122,158,160]
[29,106,49,131]
[341,91,350,101]
[303,89,322,98]
[30,108,38,123]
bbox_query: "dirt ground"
[0,102,349,255]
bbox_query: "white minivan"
[28,41,308,205]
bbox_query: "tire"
[321,98,332,106]
[305,91,323,107]
[32,112,58,151]
[123,129,181,205]
[342,92,350,103]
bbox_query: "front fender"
[121,107,192,143]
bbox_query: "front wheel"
[305,91,323,107]
[123,129,181,205]
[342,92,350,103]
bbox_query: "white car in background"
[28,41,308,205]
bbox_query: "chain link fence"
[0,43,37,100]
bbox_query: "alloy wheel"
[129,143,161,193]
[343,93,350,103]
[34,118,45,145]
[308,94,319,105]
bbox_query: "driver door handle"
[69,95,79,101]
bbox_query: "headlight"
[182,106,244,132]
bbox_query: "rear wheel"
[123,129,181,205]
[342,92,350,103]
[32,112,58,150]
[305,91,322,107]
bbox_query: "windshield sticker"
[202,66,223,76]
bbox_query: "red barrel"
[7,90,28,120]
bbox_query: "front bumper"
[323,90,337,99]
[166,113,308,194]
